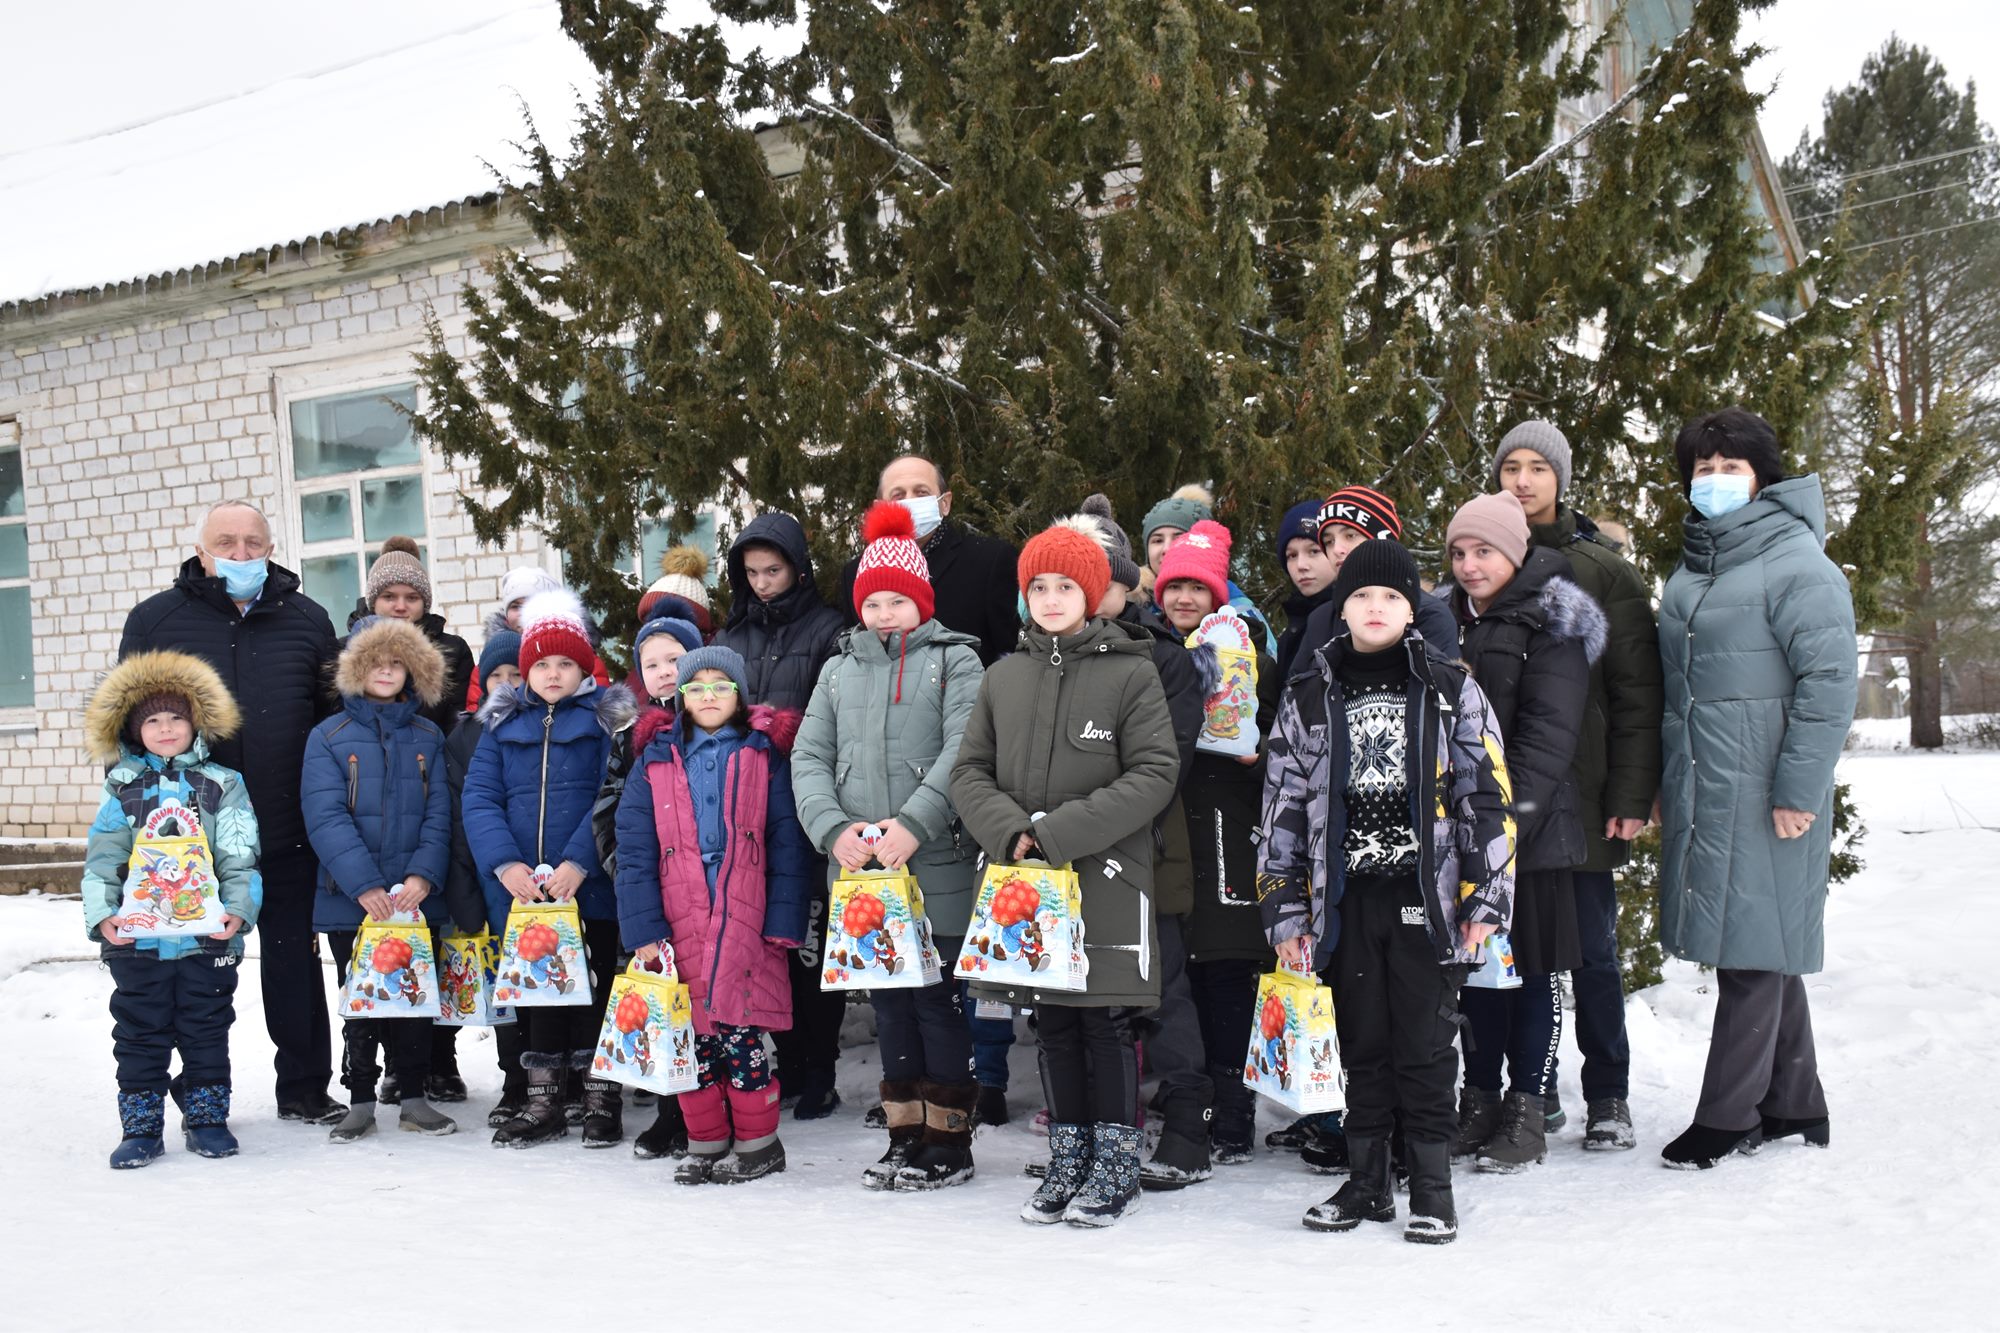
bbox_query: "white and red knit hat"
[1155,518,1233,607]
[851,501,935,623]
[518,589,599,676]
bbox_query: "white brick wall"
[0,241,565,837]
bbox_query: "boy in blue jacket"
[301,617,455,1142]
[463,591,635,1148]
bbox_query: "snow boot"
[790,1069,841,1121]
[713,1083,786,1183]
[328,1101,379,1144]
[863,1080,924,1190]
[634,1097,689,1160]
[1662,1121,1763,1170]
[1302,1133,1396,1232]
[1451,1086,1503,1161]
[181,1084,238,1158]
[1544,1092,1566,1133]
[397,1096,459,1136]
[1267,1110,1337,1152]
[1584,1097,1637,1152]
[491,1055,568,1148]
[487,1022,526,1126]
[1062,1122,1144,1227]
[1300,1121,1351,1175]
[674,1085,731,1184]
[1476,1090,1549,1173]
[1209,1063,1256,1165]
[633,1087,656,1107]
[378,1073,402,1106]
[425,1073,469,1103]
[580,1057,625,1148]
[1402,1139,1458,1245]
[975,1083,1011,1127]
[895,1079,977,1191]
[1760,1114,1830,1148]
[1139,1091,1212,1191]
[277,1091,347,1125]
[1021,1122,1091,1224]
[562,1063,585,1125]
[110,1091,166,1169]
[863,1102,889,1130]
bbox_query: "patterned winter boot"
[110,1091,166,1169]
[1302,1134,1396,1232]
[491,1054,568,1148]
[1063,1123,1144,1227]
[1020,1122,1091,1224]
[894,1079,976,1191]
[181,1084,239,1158]
[713,1082,787,1183]
[863,1079,925,1190]
[674,1084,733,1184]
[579,1051,624,1149]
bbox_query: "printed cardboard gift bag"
[1463,930,1523,990]
[494,899,593,1008]
[436,930,515,1026]
[822,866,944,992]
[954,860,1088,992]
[593,950,698,1097]
[1242,964,1345,1114]
[339,912,441,1020]
[117,800,227,939]
[1185,608,1261,758]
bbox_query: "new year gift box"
[1185,608,1261,758]
[954,860,1088,992]
[1464,930,1523,990]
[593,949,698,1097]
[116,799,227,939]
[436,929,515,1026]
[1242,963,1344,1114]
[823,865,944,992]
[493,899,593,1008]
[339,911,441,1020]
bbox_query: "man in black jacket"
[118,499,343,1124]
[837,456,1020,666]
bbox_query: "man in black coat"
[837,455,1020,666]
[118,499,344,1123]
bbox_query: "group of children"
[86,439,1645,1242]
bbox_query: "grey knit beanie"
[1491,420,1573,497]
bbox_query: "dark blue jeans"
[1460,972,1563,1099]
[1571,870,1631,1101]
[962,977,1016,1089]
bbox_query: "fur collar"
[1536,575,1610,666]
[479,677,637,735]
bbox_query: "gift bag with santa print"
[593,949,699,1097]
[1242,962,1344,1114]
[954,860,1088,992]
[1185,608,1260,758]
[116,800,228,939]
[339,912,441,1020]
[823,864,944,992]
[493,898,593,1008]
[1463,930,1523,990]
[436,929,515,1026]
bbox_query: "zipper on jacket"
[705,754,744,1016]
[346,754,359,812]
[536,704,554,864]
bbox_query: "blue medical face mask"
[899,495,943,539]
[208,554,269,602]
[1689,472,1754,520]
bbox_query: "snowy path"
[4,751,1993,1330]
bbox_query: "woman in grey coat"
[1656,408,1857,1169]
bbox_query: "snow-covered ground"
[4,748,1994,1330]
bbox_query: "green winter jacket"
[792,621,986,935]
[1528,508,1664,872]
[1658,475,1857,975]
[949,617,1181,1008]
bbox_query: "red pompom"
[862,500,916,545]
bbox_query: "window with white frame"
[0,418,30,708]
[287,383,426,622]
[629,509,722,587]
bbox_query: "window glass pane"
[0,447,21,519]
[299,489,354,544]
[0,586,31,707]
[289,385,419,480]
[361,475,426,541]
[301,553,360,623]
[637,510,720,586]
[0,525,25,580]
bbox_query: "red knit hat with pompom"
[852,501,936,623]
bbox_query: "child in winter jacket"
[83,652,262,1168]
[950,521,1181,1228]
[793,502,987,1191]
[462,591,636,1148]
[613,645,813,1184]
[301,618,456,1143]
[1257,539,1516,1244]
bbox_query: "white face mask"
[900,495,943,539]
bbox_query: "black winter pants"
[772,880,846,1090]
[520,917,620,1057]
[107,946,240,1095]
[330,929,436,1103]
[1188,954,1261,1138]
[1134,914,1214,1133]
[872,935,975,1085]
[1461,972,1563,1099]
[1329,874,1466,1145]
[260,846,335,1105]
[1571,869,1630,1101]
[1037,1005,1139,1127]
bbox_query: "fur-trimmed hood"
[1533,573,1610,665]
[1453,547,1609,666]
[85,651,242,765]
[337,618,448,707]
[478,676,637,736]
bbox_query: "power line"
[1781,144,1989,196]
[1845,213,2000,253]
[1793,174,1999,224]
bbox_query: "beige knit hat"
[1445,491,1530,570]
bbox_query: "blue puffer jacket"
[463,678,638,932]
[301,694,453,931]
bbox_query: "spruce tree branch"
[1502,32,1685,189]
[794,93,953,195]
